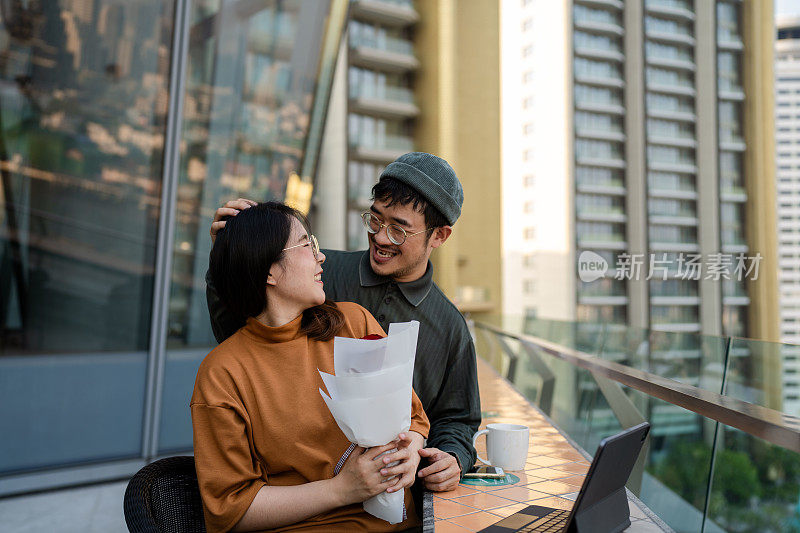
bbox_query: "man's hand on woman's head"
[333,441,399,506]
[210,198,257,243]
[378,431,425,494]
[417,447,462,492]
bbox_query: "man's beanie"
[378,152,464,225]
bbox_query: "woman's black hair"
[209,201,344,341]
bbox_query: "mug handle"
[472,429,491,465]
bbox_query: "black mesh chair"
[123,455,434,532]
[124,456,206,533]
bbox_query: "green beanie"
[378,152,463,225]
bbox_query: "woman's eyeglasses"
[361,212,432,246]
[282,234,320,261]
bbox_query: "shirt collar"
[358,251,433,307]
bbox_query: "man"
[207,152,480,492]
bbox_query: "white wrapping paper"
[319,321,420,524]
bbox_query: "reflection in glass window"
[647,145,696,167]
[575,58,622,81]
[645,16,692,36]
[651,305,699,325]
[647,119,694,140]
[645,41,693,63]
[575,111,623,134]
[646,93,694,114]
[167,2,334,350]
[575,84,622,107]
[646,67,694,89]
[649,224,698,244]
[0,0,175,475]
[648,198,696,218]
[718,52,742,92]
[576,166,624,188]
[573,5,621,27]
[574,31,622,54]
[648,171,696,192]
[718,101,743,143]
[0,1,175,355]
[577,139,623,160]
[717,2,741,44]
[650,279,698,298]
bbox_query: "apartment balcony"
[644,1,695,22]
[646,56,696,72]
[576,182,627,196]
[576,0,625,10]
[348,134,414,163]
[348,85,419,119]
[577,210,627,224]
[650,296,701,306]
[575,128,626,143]
[648,188,698,201]
[647,135,697,149]
[648,214,698,226]
[578,295,629,305]
[573,19,624,37]
[573,72,625,89]
[574,46,625,63]
[350,0,418,27]
[647,108,696,123]
[574,100,625,115]
[349,35,419,73]
[645,31,696,47]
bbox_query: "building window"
[524,123,534,135]
[524,280,536,294]
[524,201,534,213]
[522,18,533,31]
[523,149,535,161]
[524,175,535,187]
[524,227,536,240]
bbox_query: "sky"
[777,0,800,17]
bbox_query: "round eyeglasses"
[361,212,432,246]
[282,234,320,261]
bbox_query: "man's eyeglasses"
[361,212,432,246]
[282,234,320,261]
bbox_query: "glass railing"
[472,316,800,533]
[349,33,414,56]
[350,84,415,104]
[349,133,414,152]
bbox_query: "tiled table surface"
[431,359,671,532]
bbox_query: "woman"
[192,202,430,532]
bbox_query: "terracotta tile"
[444,484,482,498]
[529,495,575,511]
[488,502,531,518]
[433,499,480,519]
[451,491,518,510]
[432,519,472,532]
[450,510,505,531]
[528,456,567,466]
[527,480,577,496]
[489,486,549,503]
[526,467,574,480]
[558,475,588,488]
[551,462,591,475]
[548,450,587,462]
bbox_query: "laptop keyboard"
[515,509,570,532]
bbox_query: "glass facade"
[0,0,345,491]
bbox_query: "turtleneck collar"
[242,314,304,343]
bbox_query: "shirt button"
[379,314,386,321]
[385,297,392,304]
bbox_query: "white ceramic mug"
[472,423,530,471]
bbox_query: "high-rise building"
[315,0,503,315]
[502,0,778,347]
[776,16,800,411]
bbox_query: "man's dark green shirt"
[206,249,480,473]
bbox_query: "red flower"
[360,334,384,340]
